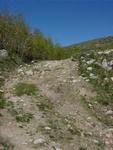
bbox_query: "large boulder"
[0,49,8,57]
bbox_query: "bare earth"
[0,59,113,150]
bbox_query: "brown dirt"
[0,59,113,150]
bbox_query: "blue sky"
[0,0,113,46]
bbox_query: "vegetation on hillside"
[67,37,113,117]
[72,49,113,126]
[0,9,71,113]
[65,36,113,52]
[0,9,68,63]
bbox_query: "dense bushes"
[0,10,68,62]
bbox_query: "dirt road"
[0,59,112,150]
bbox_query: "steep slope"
[0,59,113,150]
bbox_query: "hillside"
[0,37,113,149]
[0,10,113,150]
[0,59,113,150]
[65,36,113,51]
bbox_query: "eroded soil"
[0,59,113,150]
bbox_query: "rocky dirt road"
[0,59,113,150]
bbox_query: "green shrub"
[0,9,68,62]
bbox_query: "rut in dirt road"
[0,59,113,150]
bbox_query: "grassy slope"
[66,36,113,126]
[65,36,113,51]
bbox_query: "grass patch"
[37,117,80,142]
[0,91,6,109]
[73,49,113,126]
[0,56,21,109]
[15,113,33,122]
[13,82,38,96]
[0,56,16,73]
[0,98,6,109]
[80,95,113,127]
[37,97,53,113]
[9,108,33,122]
[37,102,53,112]
[74,50,113,106]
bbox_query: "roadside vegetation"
[0,8,71,111]
[72,49,113,126]
[0,9,70,63]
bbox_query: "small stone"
[31,60,35,63]
[102,59,108,68]
[88,103,93,108]
[92,139,99,144]
[17,69,23,73]
[87,132,93,136]
[108,128,113,132]
[85,79,90,82]
[44,126,51,130]
[20,71,25,75]
[8,122,12,126]
[0,90,4,93]
[20,99,24,102]
[94,101,98,104]
[82,59,86,63]
[106,133,112,138]
[104,77,108,81]
[19,65,23,67]
[108,60,113,66]
[104,49,113,54]
[86,59,95,64]
[98,51,103,55]
[105,141,110,145]
[72,79,81,83]
[105,110,113,115]
[23,103,27,106]
[17,123,23,128]
[87,67,93,71]
[0,49,8,56]
[81,56,84,59]
[9,97,21,102]
[25,70,33,76]
[55,148,63,150]
[33,138,46,145]
[89,73,98,79]
[111,77,113,81]
[87,117,91,120]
